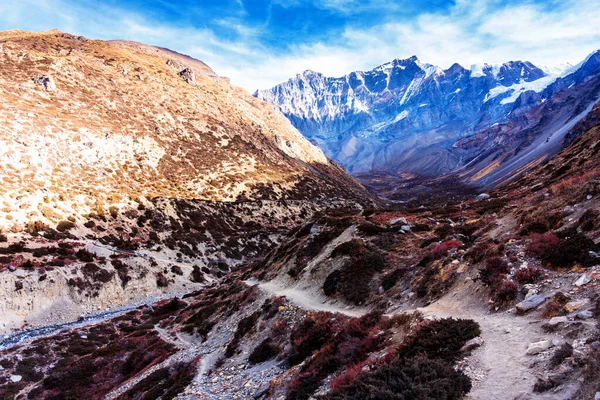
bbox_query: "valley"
[1,29,600,400]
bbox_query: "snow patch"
[393,110,409,123]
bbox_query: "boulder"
[390,217,407,225]
[574,274,591,287]
[460,336,484,352]
[400,225,411,232]
[564,298,590,313]
[10,375,22,382]
[516,294,546,314]
[475,193,490,201]
[526,340,553,355]
[563,205,575,215]
[576,310,593,320]
[547,316,568,326]
[179,68,196,85]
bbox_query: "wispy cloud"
[0,0,598,92]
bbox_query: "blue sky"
[0,0,599,91]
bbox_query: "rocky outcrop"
[32,74,56,91]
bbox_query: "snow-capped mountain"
[255,52,600,183]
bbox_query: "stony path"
[245,278,369,317]
[248,275,568,400]
[418,276,566,400]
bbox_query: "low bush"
[397,318,481,363]
[248,339,279,364]
[287,311,389,400]
[120,360,197,400]
[475,198,509,215]
[579,209,600,232]
[513,266,543,284]
[412,223,431,232]
[357,222,392,236]
[527,231,598,268]
[56,220,76,232]
[321,355,471,400]
[156,273,169,287]
[519,221,549,236]
[325,248,385,305]
[75,249,95,262]
[493,280,518,305]
[478,257,510,288]
[381,268,405,291]
[430,240,462,260]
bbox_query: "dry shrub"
[513,266,543,284]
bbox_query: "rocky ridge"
[256,51,600,191]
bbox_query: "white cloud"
[0,0,598,92]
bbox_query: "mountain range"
[255,51,600,190]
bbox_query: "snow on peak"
[483,58,583,105]
[470,63,487,78]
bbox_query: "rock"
[179,68,195,85]
[460,336,484,352]
[390,217,407,225]
[564,298,590,313]
[32,74,56,91]
[587,195,593,200]
[548,373,567,384]
[526,340,553,355]
[574,274,591,286]
[476,193,490,201]
[595,392,600,400]
[563,206,575,215]
[516,295,546,314]
[400,225,411,232]
[10,375,22,382]
[576,310,593,320]
[548,316,568,326]
[7,265,15,272]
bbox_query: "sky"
[0,0,599,92]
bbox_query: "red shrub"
[430,240,462,260]
[526,233,559,259]
[478,257,510,288]
[493,280,518,305]
[513,266,543,284]
[330,362,367,392]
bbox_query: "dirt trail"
[249,274,566,400]
[418,276,565,400]
[245,279,369,317]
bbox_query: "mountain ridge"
[255,51,600,189]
